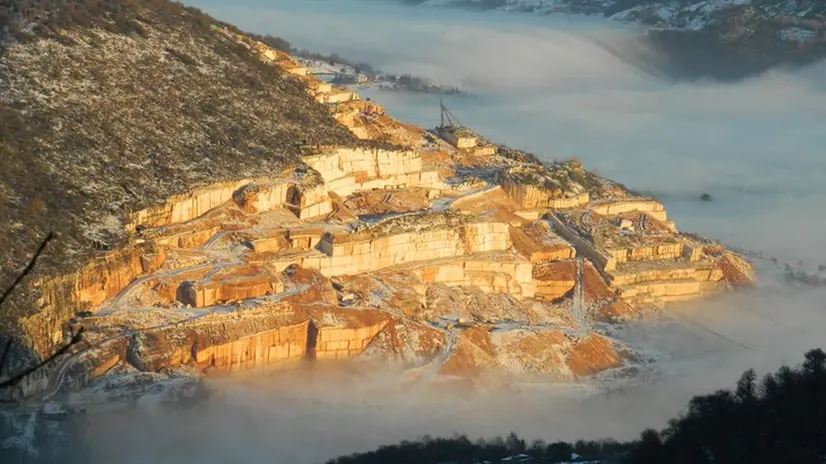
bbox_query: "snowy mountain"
[418,0,821,30]
[405,0,826,79]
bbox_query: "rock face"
[0,0,755,400]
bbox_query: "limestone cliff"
[0,0,755,401]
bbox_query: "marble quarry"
[4,29,757,401]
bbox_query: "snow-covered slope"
[418,0,824,32]
[412,0,826,79]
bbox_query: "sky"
[79,1,826,461]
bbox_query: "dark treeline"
[245,32,292,53]
[242,34,382,79]
[292,48,378,78]
[327,349,826,464]
[328,434,631,464]
[390,74,463,94]
[241,33,463,93]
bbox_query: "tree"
[735,368,756,403]
[803,348,826,374]
[623,429,663,464]
[505,431,526,453]
[546,441,573,462]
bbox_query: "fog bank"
[86,284,826,463]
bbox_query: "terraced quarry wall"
[617,279,721,304]
[315,322,388,360]
[606,241,685,264]
[608,265,723,286]
[125,179,256,231]
[503,184,590,210]
[178,277,284,308]
[496,168,591,210]
[19,246,166,358]
[7,132,756,402]
[412,257,535,299]
[317,222,512,276]
[10,170,754,398]
[303,147,442,197]
[533,261,577,301]
[589,199,667,222]
[234,182,332,219]
[547,213,618,273]
[133,308,311,374]
[510,223,577,263]
[181,322,310,372]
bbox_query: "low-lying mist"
[86,284,826,463]
[89,1,826,461]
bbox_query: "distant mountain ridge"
[403,0,826,79]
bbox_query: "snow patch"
[778,27,817,43]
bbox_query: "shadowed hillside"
[386,0,826,81]
[647,6,826,81]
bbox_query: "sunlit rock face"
[0,8,754,408]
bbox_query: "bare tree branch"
[0,231,59,396]
[0,338,11,378]
[0,231,55,308]
[0,327,84,393]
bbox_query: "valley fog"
[84,285,826,464]
[85,0,826,461]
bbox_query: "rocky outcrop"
[510,222,577,263]
[233,180,332,220]
[497,165,591,210]
[411,255,535,299]
[317,218,512,276]
[303,146,443,197]
[17,245,166,359]
[440,326,626,381]
[533,260,577,301]
[312,308,389,360]
[134,304,310,372]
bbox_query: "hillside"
[0,0,369,330]
[406,0,826,79]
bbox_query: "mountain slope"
[410,0,826,79]
[0,0,366,329]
